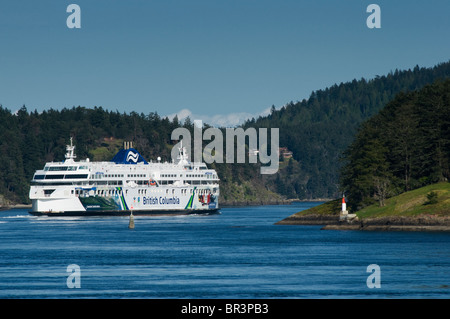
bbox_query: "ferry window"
[65,174,89,179]
[45,174,65,179]
[49,166,68,171]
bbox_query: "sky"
[0,0,449,127]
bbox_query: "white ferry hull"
[28,140,220,217]
[30,186,219,216]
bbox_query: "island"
[276,183,450,232]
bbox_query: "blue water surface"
[0,203,449,298]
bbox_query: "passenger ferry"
[29,138,220,216]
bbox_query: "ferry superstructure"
[29,139,220,216]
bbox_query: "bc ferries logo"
[126,151,139,163]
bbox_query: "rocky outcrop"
[276,214,450,232]
[221,199,293,207]
[275,213,341,225]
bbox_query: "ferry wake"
[29,139,220,216]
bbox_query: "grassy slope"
[89,138,124,161]
[356,182,450,218]
[288,182,450,219]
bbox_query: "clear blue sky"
[0,0,449,126]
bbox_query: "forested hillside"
[340,79,450,211]
[247,61,450,199]
[0,107,179,203]
[1,61,449,205]
[0,106,281,205]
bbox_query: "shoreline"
[220,198,329,207]
[275,214,450,232]
[0,204,32,211]
[1,200,323,212]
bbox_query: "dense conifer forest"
[340,79,450,211]
[0,61,449,205]
[246,61,450,200]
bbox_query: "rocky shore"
[220,199,293,207]
[276,214,450,232]
[275,213,341,225]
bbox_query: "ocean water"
[0,203,449,299]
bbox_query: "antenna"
[65,137,76,162]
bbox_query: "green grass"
[356,182,450,218]
[89,138,124,161]
[291,198,342,217]
[290,182,450,219]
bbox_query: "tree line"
[1,61,449,205]
[340,79,450,211]
[0,106,180,203]
[245,61,450,200]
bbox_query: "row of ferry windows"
[72,188,212,196]
[93,173,214,179]
[161,173,216,178]
[92,174,147,179]
[72,189,182,196]
[44,166,88,171]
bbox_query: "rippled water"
[0,203,449,298]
